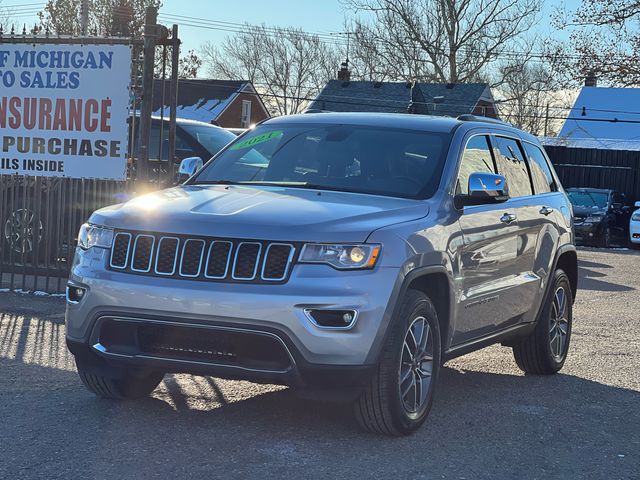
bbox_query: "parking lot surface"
[1,248,639,479]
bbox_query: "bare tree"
[497,60,575,136]
[0,1,12,30]
[344,0,542,85]
[201,25,340,115]
[552,0,640,87]
[37,0,161,36]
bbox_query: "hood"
[572,205,607,217]
[90,185,429,242]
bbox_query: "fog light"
[66,284,87,304]
[304,309,358,329]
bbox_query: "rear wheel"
[76,362,164,399]
[354,290,441,436]
[512,269,573,374]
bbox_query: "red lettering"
[84,99,98,132]
[52,99,67,130]
[100,99,111,133]
[38,98,52,130]
[68,99,82,131]
[8,97,21,129]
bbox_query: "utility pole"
[137,6,158,186]
[544,103,550,137]
[168,24,180,183]
[80,0,89,35]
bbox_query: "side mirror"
[178,156,203,179]
[455,172,509,208]
[611,202,623,211]
[635,201,640,208]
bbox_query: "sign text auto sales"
[0,44,131,179]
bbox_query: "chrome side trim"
[109,232,132,269]
[179,239,206,278]
[204,240,233,279]
[130,234,156,273]
[231,242,262,280]
[154,236,180,276]
[302,308,359,331]
[90,316,296,374]
[261,243,295,281]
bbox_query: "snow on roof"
[152,79,248,123]
[540,136,640,152]
[558,87,640,144]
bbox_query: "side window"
[456,135,495,195]
[494,136,532,198]
[523,142,556,194]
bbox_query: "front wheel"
[512,269,573,374]
[354,290,441,436]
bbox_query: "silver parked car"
[66,113,577,435]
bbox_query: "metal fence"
[0,175,130,293]
[544,145,640,201]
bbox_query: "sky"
[2,0,581,59]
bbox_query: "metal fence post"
[137,6,158,187]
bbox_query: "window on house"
[241,100,252,128]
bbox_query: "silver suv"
[66,113,577,435]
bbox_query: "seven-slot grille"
[109,231,297,284]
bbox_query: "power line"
[158,11,637,64]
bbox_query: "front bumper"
[66,247,401,384]
[573,221,604,244]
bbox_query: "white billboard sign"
[0,43,131,180]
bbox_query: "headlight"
[77,223,114,250]
[299,243,381,269]
[584,215,604,223]
[632,213,640,221]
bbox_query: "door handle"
[500,213,517,224]
[539,206,554,216]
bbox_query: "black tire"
[354,290,441,436]
[77,362,164,399]
[512,269,573,374]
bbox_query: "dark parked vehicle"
[566,188,631,247]
[67,113,577,435]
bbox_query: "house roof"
[308,80,494,117]
[558,87,640,144]
[152,79,250,123]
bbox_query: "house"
[540,79,640,200]
[545,83,640,151]
[152,79,270,129]
[309,77,498,118]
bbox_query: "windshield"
[181,124,235,156]
[567,191,609,208]
[190,124,451,199]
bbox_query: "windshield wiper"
[192,180,241,185]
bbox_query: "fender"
[364,264,455,364]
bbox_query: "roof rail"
[457,114,512,126]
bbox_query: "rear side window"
[494,136,532,198]
[523,142,556,194]
[456,135,495,195]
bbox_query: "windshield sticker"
[230,131,283,150]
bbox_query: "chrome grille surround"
[107,231,298,284]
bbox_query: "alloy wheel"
[549,286,569,360]
[399,316,434,416]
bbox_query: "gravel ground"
[1,247,639,479]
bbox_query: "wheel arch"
[555,245,578,302]
[365,265,455,364]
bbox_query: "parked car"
[566,187,631,247]
[1,117,235,262]
[629,201,640,247]
[66,113,577,435]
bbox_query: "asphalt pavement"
[1,247,639,479]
